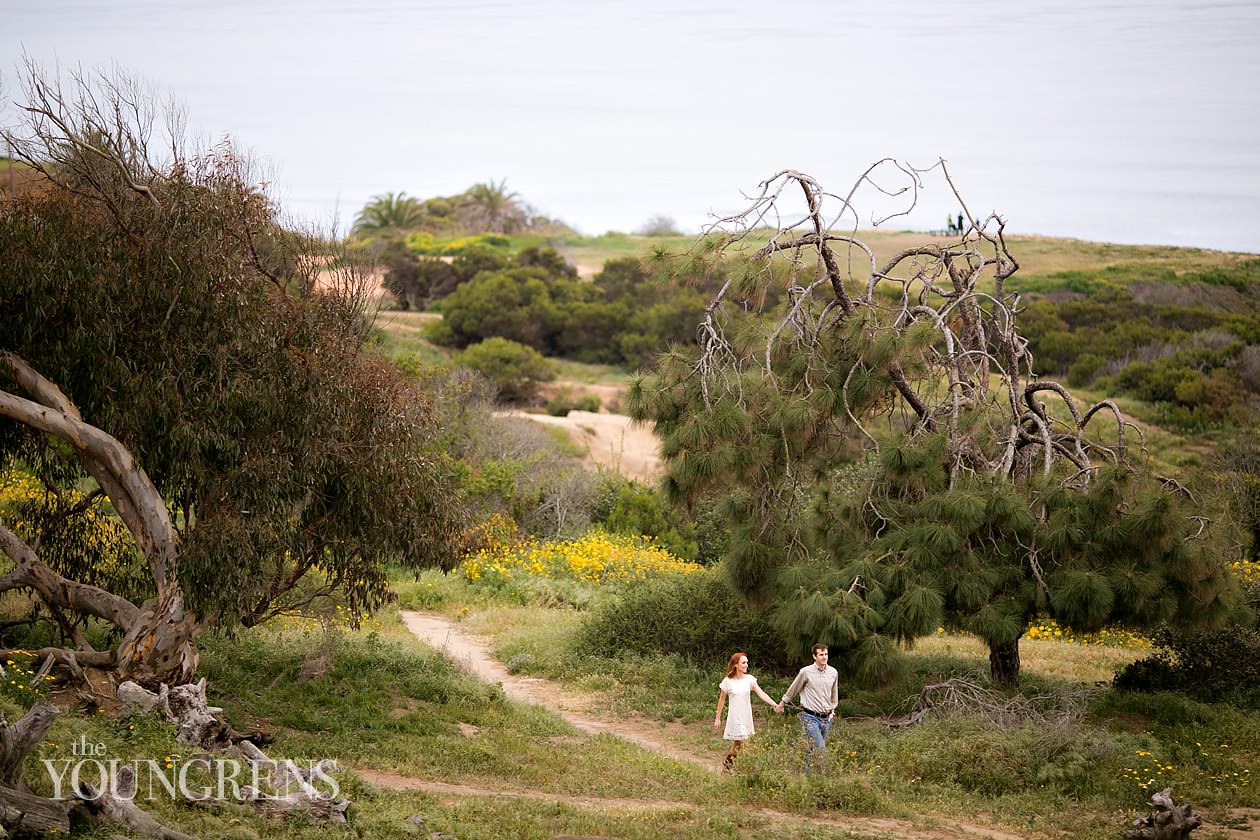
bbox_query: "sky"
[3,0,1259,251]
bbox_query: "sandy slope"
[509,410,662,483]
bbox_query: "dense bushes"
[577,567,788,670]
[1020,273,1260,430]
[545,389,601,415]
[1113,554,1260,704]
[454,337,555,404]
[589,475,699,561]
[428,255,706,370]
[435,265,599,353]
[386,245,569,312]
[1114,624,1260,707]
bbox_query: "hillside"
[369,230,1258,485]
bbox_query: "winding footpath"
[355,610,1029,840]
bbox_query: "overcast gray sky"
[4,0,1258,251]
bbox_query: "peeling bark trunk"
[0,352,206,692]
[988,638,1021,689]
[115,591,205,689]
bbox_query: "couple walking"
[713,644,838,772]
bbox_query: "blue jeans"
[799,712,832,773]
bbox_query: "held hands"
[774,702,785,715]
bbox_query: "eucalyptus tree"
[0,66,465,690]
[629,162,1248,687]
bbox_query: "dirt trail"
[399,611,708,768]
[373,611,1028,840]
[356,771,1016,840]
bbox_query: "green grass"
[443,595,1259,838]
[547,357,635,385]
[13,581,1252,839]
[368,309,451,367]
[551,228,1255,285]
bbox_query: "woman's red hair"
[724,651,748,679]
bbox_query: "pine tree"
[630,165,1250,688]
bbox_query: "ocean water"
[3,0,1258,252]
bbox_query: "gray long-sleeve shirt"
[780,664,839,714]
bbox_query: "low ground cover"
[4,563,1252,839]
[412,547,1260,838]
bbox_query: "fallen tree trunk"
[0,784,71,835]
[119,679,349,821]
[0,701,71,835]
[75,764,196,840]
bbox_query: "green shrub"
[577,566,787,669]
[546,390,601,415]
[455,337,555,404]
[590,474,698,560]
[1114,624,1260,706]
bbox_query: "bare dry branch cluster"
[691,162,1143,488]
[886,676,1095,731]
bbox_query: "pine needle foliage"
[631,165,1251,687]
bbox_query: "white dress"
[719,675,758,740]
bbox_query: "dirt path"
[378,611,1028,840]
[399,611,708,768]
[356,771,1020,840]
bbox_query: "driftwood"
[0,701,58,787]
[118,678,233,749]
[1124,788,1202,839]
[0,783,71,835]
[75,764,196,840]
[0,676,345,840]
[118,679,348,822]
[0,702,70,833]
[1,698,194,839]
[235,739,348,822]
[0,701,72,835]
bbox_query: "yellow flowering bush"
[404,231,511,255]
[1230,557,1260,587]
[460,529,701,587]
[0,470,149,600]
[1025,617,1150,649]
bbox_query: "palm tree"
[351,191,425,236]
[463,178,526,233]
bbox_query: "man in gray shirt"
[775,643,839,773]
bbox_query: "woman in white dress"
[713,651,778,770]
